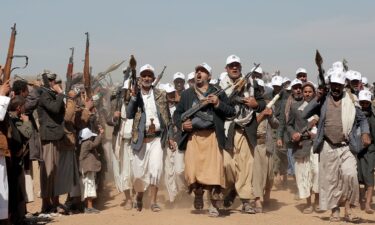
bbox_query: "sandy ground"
[26,161,375,225]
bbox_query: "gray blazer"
[302,93,369,153]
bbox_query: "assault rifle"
[228,63,261,101]
[83,32,91,99]
[2,24,17,82]
[153,65,167,87]
[315,50,326,89]
[180,84,233,122]
[66,47,74,92]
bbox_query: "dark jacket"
[126,88,173,151]
[37,90,65,141]
[173,86,236,150]
[221,79,267,150]
[361,105,375,153]
[287,101,313,158]
[79,135,102,174]
[302,93,370,153]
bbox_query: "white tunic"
[0,96,9,219]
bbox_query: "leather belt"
[143,131,161,143]
[325,138,348,148]
[257,139,266,145]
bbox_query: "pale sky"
[1,0,374,84]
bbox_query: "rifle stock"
[2,23,17,82]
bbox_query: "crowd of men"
[0,54,374,224]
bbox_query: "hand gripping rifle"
[124,55,137,104]
[180,84,233,122]
[227,63,261,126]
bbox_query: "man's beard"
[294,93,303,101]
[142,81,153,88]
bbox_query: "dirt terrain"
[26,163,375,225]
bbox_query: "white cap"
[209,79,218,85]
[358,90,372,102]
[296,67,307,75]
[350,70,361,81]
[219,72,227,81]
[163,83,176,93]
[271,76,283,86]
[226,55,241,65]
[157,83,165,90]
[332,61,344,71]
[173,72,185,81]
[122,79,130,89]
[140,64,155,75]
[290,78,303,87]
[362,77,368,85]
[282,77,291,83]
[266,83,274,89]
[79,128,97,143]
[251,66,263,74]
[330,70,346,85]
[187,72,195,80]
[195,62,212,74]
[256,79,265,87]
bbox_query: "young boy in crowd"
[79,126,104,214]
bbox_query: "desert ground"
[26,159,375,225]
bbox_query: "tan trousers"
[319,141,359,210]
[224,129,254,199]
[252,143,274,198]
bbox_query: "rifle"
[66,47,74,92]
[153,65,167,87]
[228,63,261,101]
[2,23,17,82]
[315,50,326,88]
[180,84,233,122]
[83,32,91,99]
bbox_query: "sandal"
[241,202,256,214]
[344,214,360,223]
[302,205,313,214]
[254,207,263,213]
[365,208,374,214]
[208,205,220,217]
[193,188,204,210]
[150,203,161,212]
[124,199,133,210]
[330,207,341,222]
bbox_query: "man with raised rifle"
[174,62,235,217]
[126,64,174,212]
[302,70,371,222]
[37,71,67,214]
[218,55,266,214]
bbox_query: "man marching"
[174,63,235,217]
[219,55,266,214]
[126,64,174,212]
